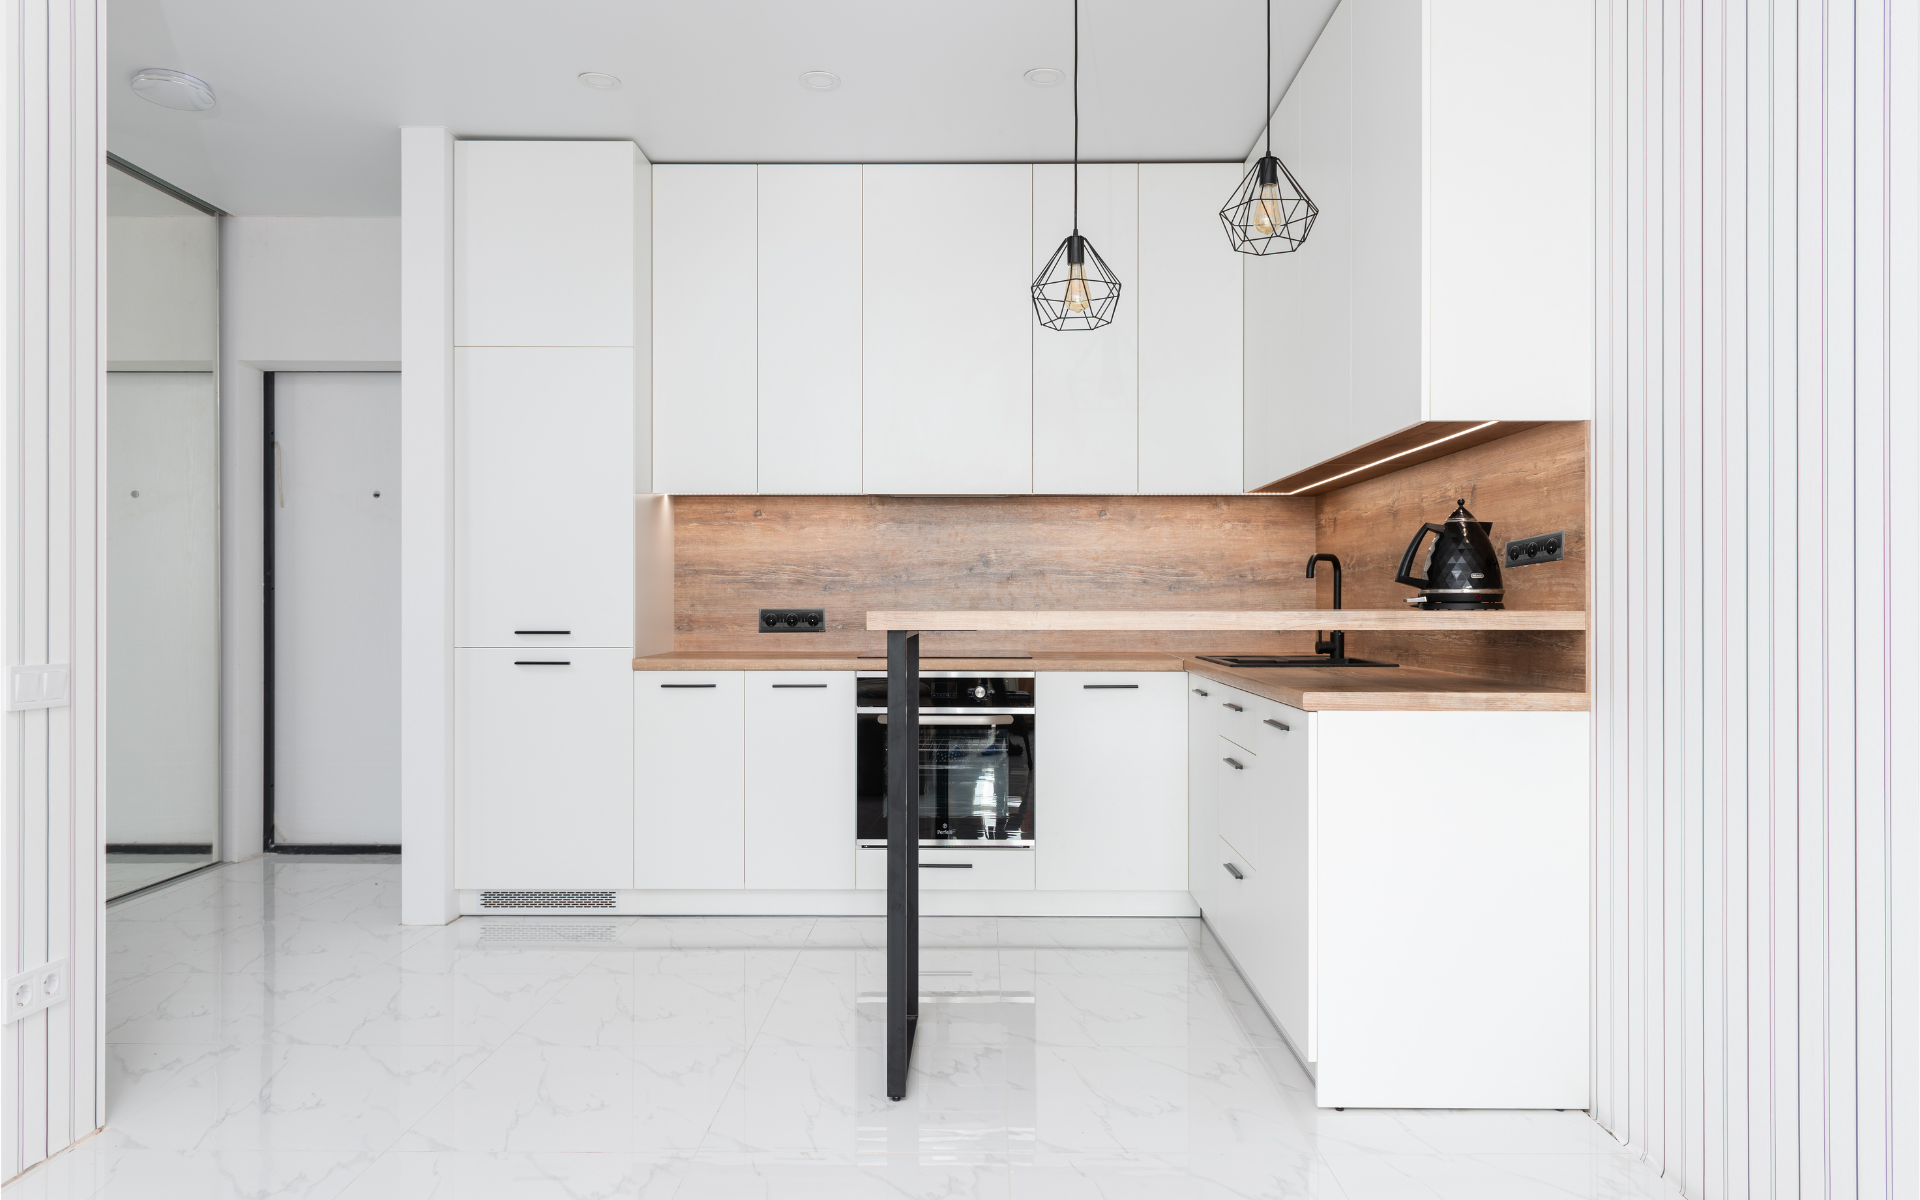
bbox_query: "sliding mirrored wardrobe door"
[104,160,222,899]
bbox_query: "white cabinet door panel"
[456,649,633,889]
[1216,734,1260,870]
[862,165,1033,494]
[455,348,633,648]
[1032,164,1138,494]
[454,141,637,348]
[1138,163,1243,493]
[1246,697,1312,1053]
[653,165,757,493]
[744,671,856,888]
[1034,672,1186,891]
[634,672,745,889]
[757,166,863,494]
[1186,675,1225,915]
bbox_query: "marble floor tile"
[334,1151,690,1198]
[106,1043,490,1151]
[107,969,347,1046]
[271,967,570,1047]
[676,1152,1012,1199]
[6,1147,378,1200]
[8,859,1691,1200]
[399,1044,745,1152]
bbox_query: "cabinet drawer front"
[456,648,635,890]
[856,847,1036,891]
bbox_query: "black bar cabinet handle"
[514,660,570,666]
[514,630,570,635]
[1223,757,1244,770]
[1223,862,1245,880]
[1222,702,1244,712]
[772,683,828,688]
[1083,684,1138,689]
[660,683,717,688]
[1192,687,1209,696]
[1264,718,1291,731]
[921,863,973,869]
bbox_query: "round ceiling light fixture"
[130,68,217,111]
[1024,67,1066,86]
[577,72,621,90]
[799,70,841,91]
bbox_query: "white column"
[398,127,458,925]
[2,0,105,1176]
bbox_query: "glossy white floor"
[11,858,1679,1199]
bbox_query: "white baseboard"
[456,888,1200,918]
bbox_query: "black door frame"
[262,370,401,855]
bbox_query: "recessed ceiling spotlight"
[130,68,216,111]
[577,72,621,90]
[799,70,840,91]
[1024,67,1066,86]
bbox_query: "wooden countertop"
[632,649,1589,711]
[865,609,1588,632]
[1179,656,1590,712]
[632,650,1186,672]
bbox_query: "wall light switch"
[8,664,69,710]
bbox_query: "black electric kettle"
[1395,499,1505,610]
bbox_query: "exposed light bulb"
[1254,183,1281,236]
[1064,262,1092,313]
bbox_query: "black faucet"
[1305,554,1345,663]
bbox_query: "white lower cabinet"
[744,672,856,888]
[456,648,634,889]
[1186,678,1225,915]
[633,672,744,889]
[1034,673,1187,891]
[857,846,1035,891]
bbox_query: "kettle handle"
[1395,523,1448,589]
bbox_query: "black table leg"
[886,629,919,1101]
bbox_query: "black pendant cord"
[1264,0,1272,157]
[1072,0,1079,233]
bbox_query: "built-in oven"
[856,672,1034,846]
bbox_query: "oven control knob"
[972,685,987,700]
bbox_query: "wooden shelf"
[866,610,1588,633]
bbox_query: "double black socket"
[760,608,825,632]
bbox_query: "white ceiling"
[107,0,1339,216]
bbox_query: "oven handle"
[874,714,1013,726]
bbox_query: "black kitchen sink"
[1196,655,1400,669]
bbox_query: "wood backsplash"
[672,494,1320,653]
[1313,421,1589,691]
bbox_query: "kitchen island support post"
[885,629,920,1099]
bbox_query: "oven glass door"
[856,713,1033,844]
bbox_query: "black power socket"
[1503,531,1566,568]
[759,608,825,633]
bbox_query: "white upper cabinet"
[1138,164,1245,494]
[862,165,1033,495]
[454,141,639,348]
[1032,164,1139,494]
[1243,0,1594,489]
[757,166,863,494]
[653,165,758,493]
[454,347,634,648]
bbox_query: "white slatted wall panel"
[1592,2,1917,1198]
[2,0,105,1180]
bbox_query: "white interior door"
[272,371,401,845]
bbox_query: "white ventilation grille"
[478,890,616,910]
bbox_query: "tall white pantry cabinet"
[452,141,648,892]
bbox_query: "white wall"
[220,217,400,860]
[3,0,105,1177]
[1592,2,1918,1198]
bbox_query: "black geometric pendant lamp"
[1219,0,1317,254]
[1032,0,1121,330]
